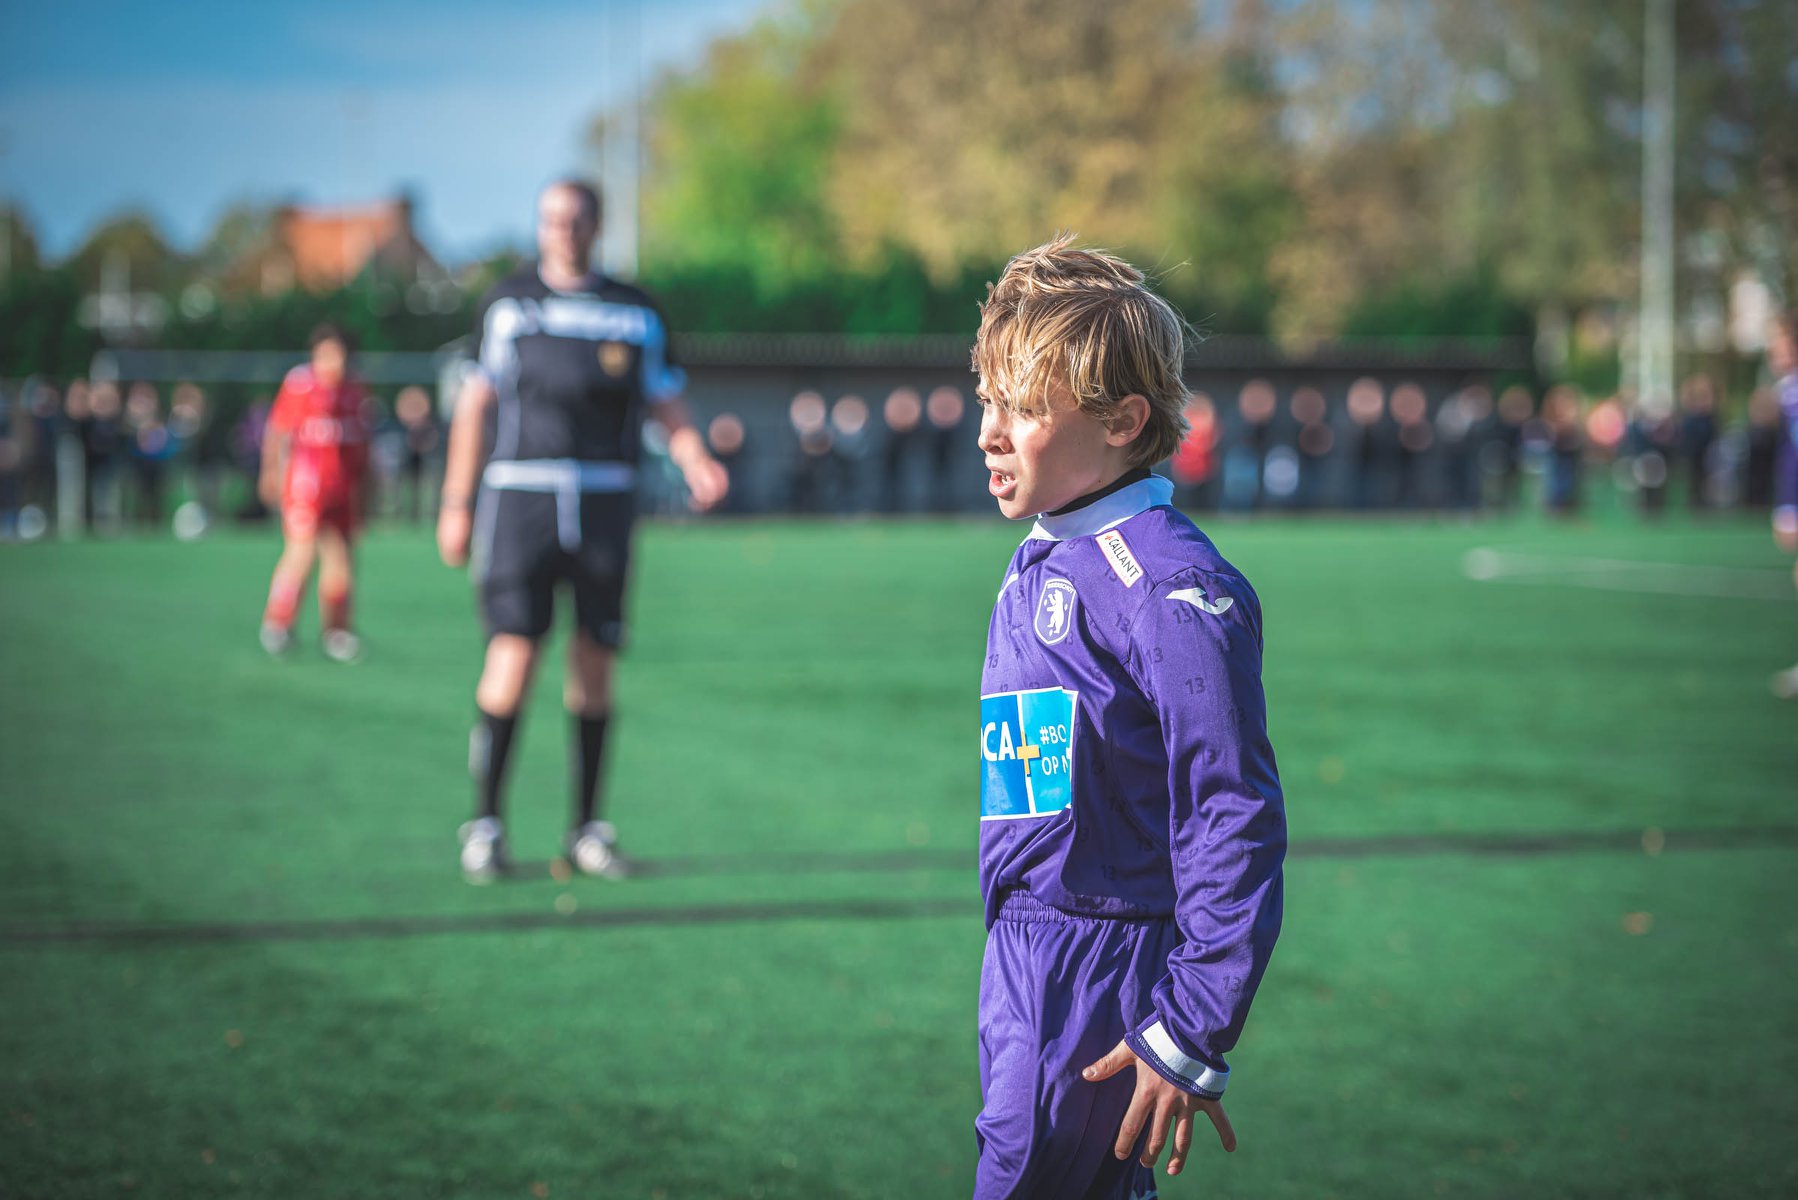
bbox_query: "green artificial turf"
[2,509,1794,1198]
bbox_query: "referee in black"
[437,179,728,883]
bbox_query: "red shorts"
[282,453,361,540]
[282,485,360,541]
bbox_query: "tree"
[821,0,1210,279]
[0,266,100,378]
[634,4,843,287]
[1684,0,1798,305]
[634,0,1298,332]
[67,211,185,295]
[624,0,1798,343]
[0,201,42,280]
[193,201,280,278]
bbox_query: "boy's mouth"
[988,468,1017,499]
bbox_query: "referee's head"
[538,179,602,278]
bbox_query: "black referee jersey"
[467,265,685,644]
[471,264,685,466]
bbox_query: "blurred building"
[221,194,446,296]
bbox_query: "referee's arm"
[436,370,495,567]
[649,396,729,511]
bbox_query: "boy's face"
[311,337,348,388]
[978,382,1122,520]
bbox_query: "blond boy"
[972,237,1285,1198]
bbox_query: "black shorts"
[471,488,636,646]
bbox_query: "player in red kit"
[259,324,371,662]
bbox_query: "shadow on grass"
[4,825,1793,947]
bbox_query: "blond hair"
[973,235,1190,466]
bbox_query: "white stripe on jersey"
[482,295,661,358]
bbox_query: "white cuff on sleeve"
[1135,1020,1229,1097]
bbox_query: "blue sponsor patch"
[980,687,1078,820]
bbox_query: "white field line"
[1461,547,1795,601]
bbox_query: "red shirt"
[1170,413,1217,485]
[270,365,370,502]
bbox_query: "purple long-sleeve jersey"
[979,474,1285,1096]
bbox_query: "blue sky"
[0,0,769,263]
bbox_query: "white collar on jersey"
[1027,474,1174,541]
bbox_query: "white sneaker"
[566,821,634,880]
[260,622,294,657]
[322,629,362,663]
[459,817,507,884]
[1772,664,1798,700]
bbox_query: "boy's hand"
[1084,1039,1236,1177]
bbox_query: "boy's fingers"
[1082,1039,1133,1082]
[1139,1100,1173,1168]
[1167,1111,1195,1176]
[1200,1099,1237,1152]
[1113,1090,1152,1161]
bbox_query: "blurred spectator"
[84,381,126,532]
[1617,390,1674,517]
[925,386,966,513]
[830,394,871,513]
[20,380,62,534]
[234,395,274,521]
[1677,373,1718,510]
[1435,385,1488,511]
[56,381,90,534]
[0,384,20,538]
[369,393,404,516]
[125,382,176,526]
[1169,392,1218,509]
[881,387,922,513]
[788,391,830,513]
[1219,379,1276,512]
[1483,385,1532,511]
[1391,383,1432,507]
[1742,386,1781,509]
[707,412,748,514]
[1290,386,1331,510]
[1542,384,1586,516]
[169,382,228,521]
[1345,378,1386,509]
[394,384,442,523]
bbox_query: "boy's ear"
[1104,394,1150,449]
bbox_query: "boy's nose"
[978,407,1008,453]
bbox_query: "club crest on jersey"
[597,341,633,377]
[1034,577,1078,645]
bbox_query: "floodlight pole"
[1636,0,1676,421]
[0,133,11,283]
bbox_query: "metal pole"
[611,0,642,280]
[1637,0,1676,420]
[0,132,12,283]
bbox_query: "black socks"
[470,708,610,827]
[471,708,519,821]
[574,713,611,827]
